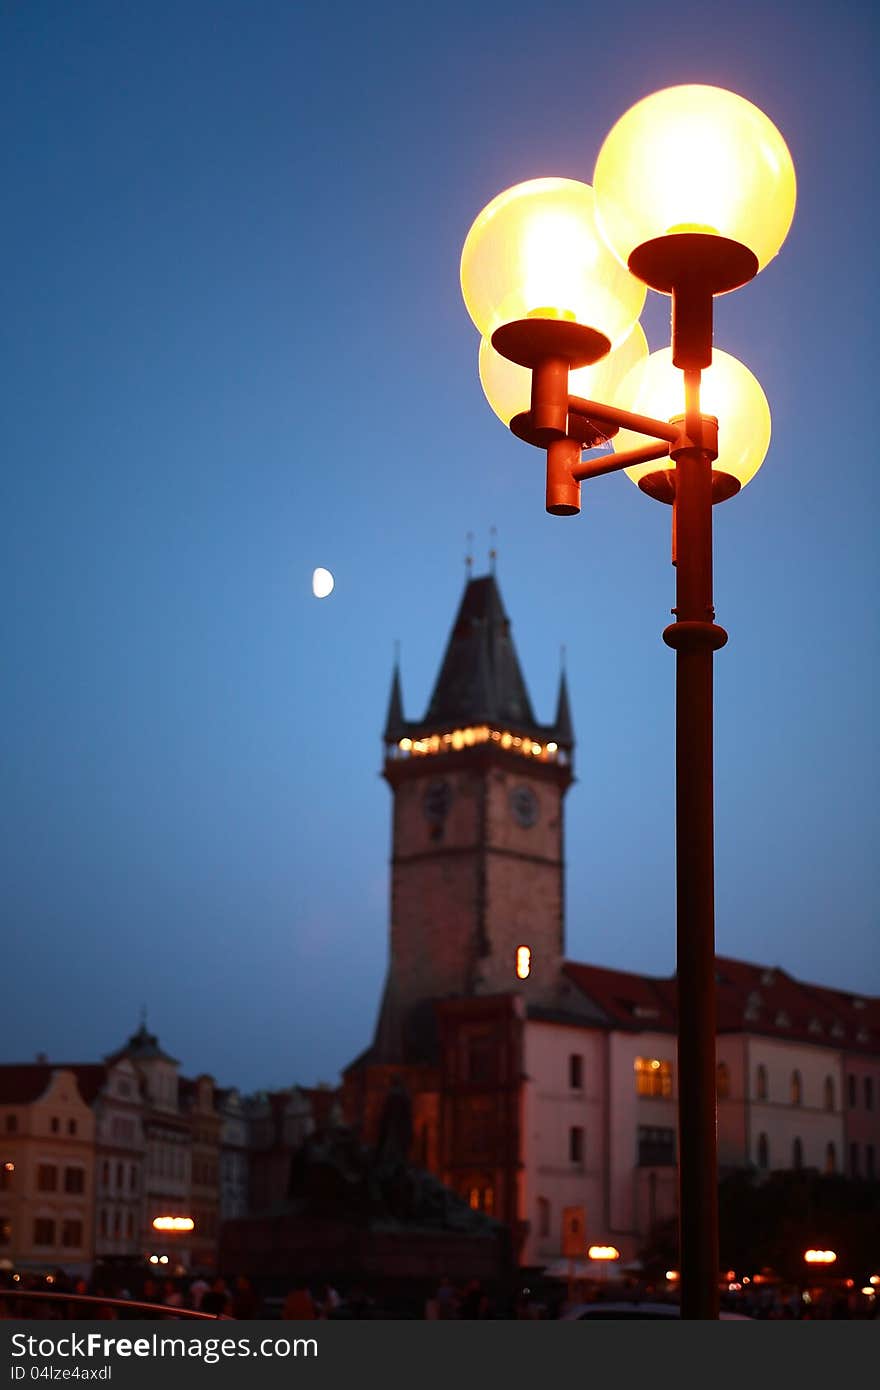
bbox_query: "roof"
[563,961,676,1032]
[391,574,568,743]
[563,956,879,1052]
[0,1065,91,1106]
[105,1023,179,1066]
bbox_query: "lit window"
[634,1057,672,1098]
[516,946,531,980]
[791,1071,802,1106]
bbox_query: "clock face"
[422,779,453,823]
[510,784,539,829]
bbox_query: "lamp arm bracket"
[571,440,670,483]
[567,395,679,444]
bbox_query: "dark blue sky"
[3,1,877,1092]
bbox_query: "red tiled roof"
[563,961,676,1032]
[563,956,879,1053]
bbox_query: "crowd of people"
[2,1265,876,1320]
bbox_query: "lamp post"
[588,1245,620,1288]
[460,84,796,1320]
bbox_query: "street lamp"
[460,83,796,1320]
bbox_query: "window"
[113,1211,121,1238]
[569,1054,583,1090]
[756,1065,768,1101]
[867,1145,875,1179]
[865,1077,874,1112]
[64,1167,84,1195]
[61,1220,83,1249]
[129,1165,137,1193]
[850,1142,859,1177]
[638,1126,676,1166]
[466,1184,493,1213]
[5,1115,17,1133]
[102,1160,110,1189]
[716,1062,730,1099]
[99,1209,107,1237]
[634,1057,672,1098]
[824,1076,835,1112]
[791,1070,802,1106]
[825,1143,836,1175]
[569,1126,584,1163]
[116,1162,124,1190]
[537,1197,550,1238]
[848,1074,857,1108]
[792,1137,803,1170]
[757,1133,769,1170]
[37,1164,57,1192]
[0,1218,10,1246]
[50,1117,60,1134]
[33,1218,55,1246]
[126,1211,134,1238]
[67,1119,77,1136]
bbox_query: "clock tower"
[374,571,575,1062]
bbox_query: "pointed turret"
[553,668,575,752]
[383,662,406,745]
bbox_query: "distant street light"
[460,83,795,1319]
[803,1249,837,1265]
[152,1216,195,1232]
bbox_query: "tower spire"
[553,661,574,750]
[383,650,406,744]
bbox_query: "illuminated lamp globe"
[461,178,646,367]
[479,322,648,430]
[593,85,796,285]
[613,346,771,495]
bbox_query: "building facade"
[0,1066,96,1277]
[342,571,880,1267]
[72,1059,146,1267]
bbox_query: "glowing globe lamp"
[613,347,771,495]
[478,322,649,431]
[593,84,796,289]
[460,178,646,368]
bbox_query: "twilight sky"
[3,1,877,1093]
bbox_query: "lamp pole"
[664,387,724,1320]
[459,84,796,1319]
